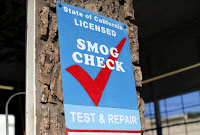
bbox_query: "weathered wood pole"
[35,0,145,134]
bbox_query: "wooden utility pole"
[26,0,145,134]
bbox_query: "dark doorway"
[0,1,26,135]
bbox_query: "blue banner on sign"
[65,104,141,131]
[57,1,141,131]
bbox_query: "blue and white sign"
[57,1,141,133]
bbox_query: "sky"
[144,90,200,118]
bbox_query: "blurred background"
[0,0,26,135]
[134,0,200,135]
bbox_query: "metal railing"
[5,92,25,135]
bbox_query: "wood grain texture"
[36,0,145,134]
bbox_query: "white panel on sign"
[68,133,141,135]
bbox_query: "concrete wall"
[145,115,200,135]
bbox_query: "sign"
[57,1,141,134]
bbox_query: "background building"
[134,0,200,135]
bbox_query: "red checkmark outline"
[66,38,126,106]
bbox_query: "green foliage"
[188,112,200,119]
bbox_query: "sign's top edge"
[56,1,128,27]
